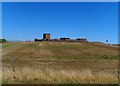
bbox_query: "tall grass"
[3,67,118,84]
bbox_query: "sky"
[1,0,120,2]
[2,2,118,44]
[0,2,2,38]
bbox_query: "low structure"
[34,33,88,42]
[60,38,70,41]
[34,38,42,42]
[76,38,87,41]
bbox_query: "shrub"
[0,39,7,43]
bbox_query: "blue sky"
[2,2,118,44]
[0,2,2,38]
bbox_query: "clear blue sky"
[0,2,2,38]
[2,2,118,44]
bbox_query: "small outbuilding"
[60,38,70,41]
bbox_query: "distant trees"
[0,39,7,43]
[106,40,108,43]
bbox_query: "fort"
[34,33,87,42]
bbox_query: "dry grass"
[2,42,118,60]
[3,66,118,84]
[2,42,118,84]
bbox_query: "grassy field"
[2,42,119,84]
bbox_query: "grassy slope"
[2,42,118,84]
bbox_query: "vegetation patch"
[2,42,119,84]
